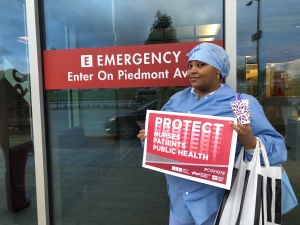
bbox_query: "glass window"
[42,0,224,224]
[0,0,37,224]
[237,0,300,223]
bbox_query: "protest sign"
[142,110,237,189]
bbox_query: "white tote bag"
[259,139,282,225]
[215,138,282,225]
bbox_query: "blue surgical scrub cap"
[186,42,231,78]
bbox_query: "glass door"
[237,1,300,223]
[42,0,224,224]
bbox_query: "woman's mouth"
[189,76,200,82]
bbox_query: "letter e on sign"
[81,55,93,67]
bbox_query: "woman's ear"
[216,70,221,78]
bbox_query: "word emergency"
[96,51,181,66]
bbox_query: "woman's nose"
[190,66,197,73]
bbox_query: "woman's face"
[187,60,220,95]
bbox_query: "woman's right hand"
[137,129,147,141]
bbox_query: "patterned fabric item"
[230,97,250,124]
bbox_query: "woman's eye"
[198,63,206,67]
[188,64,192,69]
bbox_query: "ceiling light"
[17,40,27,44]
[17,36,28,44]
[198,37,215,42]
[196,24,221,36]
[18,36,28,40]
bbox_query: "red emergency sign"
[43,41,223,90]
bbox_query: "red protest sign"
[142,110,237,189]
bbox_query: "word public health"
[68,52,186,82]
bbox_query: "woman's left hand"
[229,122,257,149]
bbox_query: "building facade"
[0,0,299,224]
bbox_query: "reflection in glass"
[237,0,300,223]
[156,87,178,110]
[0,0,37,224]
[144,10,178,44]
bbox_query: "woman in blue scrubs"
[137,42,287,225]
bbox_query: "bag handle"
[237,138,261,167]
[256,137,270,167]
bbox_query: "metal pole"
[25,0,50,224]
[256,0,265,100]
[257,0,261,98]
